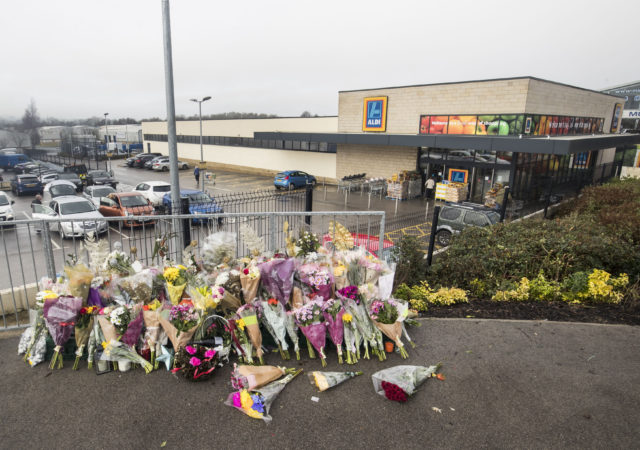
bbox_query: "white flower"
[215,272,229,286]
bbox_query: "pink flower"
[232,391,242,408]
[204,349,216,358]
[189,357,201,367]
[185,345,196,355]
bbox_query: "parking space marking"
[50,238,61,250]
[21,211,31,219]
[109,226,130,239]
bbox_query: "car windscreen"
[60,201,94,214]
[121,195,148,207]
[91,187,115,198]
[50,185,77,197]
[188,193,212,203]
[20,177,39,184]
[0,196,9,206]
[90,171,110,178]
[276,172,287,177]
[153,185,171,192]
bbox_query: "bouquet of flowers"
[102,243,134,276]
[372,364,441,402]
[43,295,83,369]
[237,304,263,364]
[259,258,296,305]
[377,264,396,300]
[345,298,382,361]
[337,285,361,304]
[259,298,290,360]
[369,299,408,358]
[189,285,224,312]
[172,344,219,381]
[142,300,162,367]
[64,263,93,301]
[240,264,261,302]
[322,298,345,364]
[294,300,327,366]
[332,258,348,291]
[284,311,301,361]
[299,265,333,301]
[100,339,153,374]
[200,231,237,270]
[118,269,154,304]
[218,271,244,311]
[308,370,362,392]
[159,302,200,353]
[20,290,58,367]
[163,265,188,305]
[228,317,254,364]
[295,230,320,257]
[225,369,302,423]
[341,311,360,364]
[231,363,297,390]
[72,305,98,370]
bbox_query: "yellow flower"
[342,313,353,323]
[101,341,108,350]
[240,390,263,419]
[312,372,330,392]
[177,265,187,271]
[164,267,179,284]
[333,264,345,277]
[236,318,246,330]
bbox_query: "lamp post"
[190,96,211,191]
[103,112,111,171]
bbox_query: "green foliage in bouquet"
[295,230,320,257]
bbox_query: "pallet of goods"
[445,182,468,202]
[386,171,421,200]
[484,183,505,208]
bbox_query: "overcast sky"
[1,0,638,121]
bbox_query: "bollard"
[368,192,371,210]
[426,206,440,267]
[395,198,398,217]
[425,200,429,220]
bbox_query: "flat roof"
[254,131,640,155]
[339,76,624,100]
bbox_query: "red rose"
[243,268,249,275]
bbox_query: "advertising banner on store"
[362,96,388,132]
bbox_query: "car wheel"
[162,166,168,172]
[181,164,188,170]
[435,230,451,246]
[275,185,281,190]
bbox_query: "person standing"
[194,166,200,187]
[31,194,42,206]
[425,176,435,199]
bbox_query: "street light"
[190,96,211,190]
[103,112,111,172]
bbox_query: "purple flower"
[185,345,196,355]
[189,357,202,367]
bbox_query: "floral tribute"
[172,344,219,381]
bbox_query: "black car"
[127,152,161,167]
[86,170,118,188]
[56,172,83,191]
[133,154,159,168]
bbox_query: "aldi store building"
[143,76,640,207]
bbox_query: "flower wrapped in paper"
[142,300,162,367]
[230,363,297,390]
[345,297,382,361]
[118,269,154,304]
[259,298,290,360]
[295,230,320,257]
[294,300,327,366]
[237,305,263,364]
[240,264,260,303]
[200,231,237,270]
[73,306,98,370]
[298,264,333,301]
[322,299,345,364]
[227,318,254,364]
[163,265,188,305]
[43,295,83,369]
[369,299,408,358]
[172,344,219,381]
[259,258,296,306]
[64,263,93,301]
[284,311,301,360]
[188,285,224,312]
[158,303,200,353]
[372,364,441,402]
[102,244,134,277]
[308,370,362,392]
[100,339,152,374]
[341,311,361,364]
[225,369,302,423]
[20,290,57,366]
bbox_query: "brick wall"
[336,144,417,179]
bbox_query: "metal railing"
[0,210,386,330]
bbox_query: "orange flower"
[179,299,193,307]
[268,298,278,306]
[436,373,446,381]
[143,305,150,311]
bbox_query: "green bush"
[390,235,427,290]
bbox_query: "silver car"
[32,195,108,239]
[82,185,117,206]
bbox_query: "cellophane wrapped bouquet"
[259,297,290,360]
[369,298,409,358]
[372,364,441,402]
[163,265,188,305]
[159,302,200,354]
[236,304,263,364]
[172,344,219,381]
[294,299,327,366]
[43,295,84,369]
[308,370,362,392]
[322,298,345,364]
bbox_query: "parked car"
[161,189,223,224]
[63,164,89,185]
[11,174,43,196]
[274,170,316,190]
[98,192,155,227]
[126,152,161,167]
[152,157,189,171]
[0,153,29,171]
[322,232,394,259]
[85,170,118,188]
[0,192,16,227]
[39,172,59,185]
[133,181,171,206]
[434,202,500,246]
[56,172,83,191]
[13,162,45,174]
[32,196,108,239]
[144,156,166,169]
[43,180,78,200]
[82,185,117,206]
[132,153,161,168]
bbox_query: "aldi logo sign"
[362,96,388,132]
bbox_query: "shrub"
[492,278,530,302]
[429,287,469,306]
[390,236,428,290]
[393,281,468,307]
[528,272,561,301]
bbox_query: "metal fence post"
[377,212,386,260]
[499,187,510,223]
[41,222,56,279]
[305,185,313,225]
[426,206,440,267]
[269,213,276,252]
[181,197,191,249]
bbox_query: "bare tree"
[21,99,40,147]
[300,111,312,118]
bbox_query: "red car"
[98,192,155,227]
